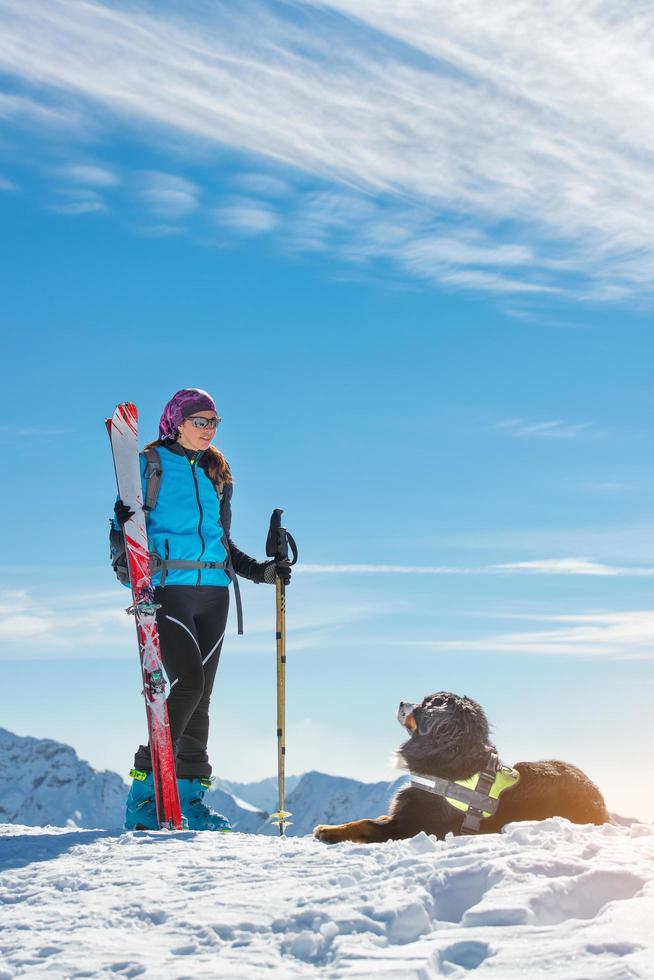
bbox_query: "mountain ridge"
[0,728,408,834]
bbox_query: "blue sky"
[1,0,653,819]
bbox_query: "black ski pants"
[134,585,229,780]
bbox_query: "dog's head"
[395,691,494,779]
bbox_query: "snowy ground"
[1,819,653,979]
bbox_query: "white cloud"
[0,589,130,657]
[496,418,592,438]
[0,175,17,190]
[494,558,619,576]
[1,1,654,297]
[51,199,106,215]
[0,613,56,639]
[300,559,654,577]
[299,563,477,575]
[139,171,199,219]
[0,584,389,659]
[0,90,82,128]
[233,172,291,197]
[403,610,654,660]
[50,184,108,215]
[60,163,119,186]
[214,198,277,235]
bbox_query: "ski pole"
[266,508,298,836]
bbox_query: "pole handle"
[266,509,298,565]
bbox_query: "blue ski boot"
[177,777,232,832]
[124,769,159,831]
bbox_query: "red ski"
[106,402,183,830]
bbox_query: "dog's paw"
[313,824,339,843]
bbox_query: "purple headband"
[159,388,217,440]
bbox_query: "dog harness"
[410,752,520,834]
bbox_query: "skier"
[110,388,292,831]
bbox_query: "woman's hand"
[114,499,135,528]
[262,559,292,586]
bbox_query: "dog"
[314,691,609,844]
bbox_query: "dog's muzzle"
[397,701,418,731]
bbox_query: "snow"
[1,818,652,978]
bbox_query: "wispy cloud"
[214,197,278,235]
[402,610,654,660]
[51,198,106,215]
[59,163,119,187]
[0,175,17,190]
[1,1,654,298]
[495,418,592,439]
[138,171,199,220]
[299,559,654,577]
[0,585,389,659]
[0,589,129,656]
[494,558,620,576]
[299,563,478,575]
[232,172,291,198]
[0,90,82,129]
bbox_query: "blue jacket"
[143,443,230,587]
[110,442,264,590]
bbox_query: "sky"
[1,0,653,820]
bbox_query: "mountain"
[0,728,408,834]
[0,728,127,829]
[258,770,411,836]
[0,729,267,832]
[202,784,268,833]
[213,774,301,812]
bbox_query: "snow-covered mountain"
[213,774,301,812]
[0,728,127,829]
[0,729,268,832]
[202,784,268,834]
[257,770,411,836]
[0,729,408,834]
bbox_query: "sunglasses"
[186,416,221,430]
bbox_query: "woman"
[111,388,291,831]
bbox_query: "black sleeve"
[220,483,266,584]
[227,536,266,583]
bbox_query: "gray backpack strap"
[142,447,163,513]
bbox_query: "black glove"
[262,559,291,586]
[114,498,135,528]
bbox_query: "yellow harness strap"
[446,764,520,818]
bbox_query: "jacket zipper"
[189,454,205,586]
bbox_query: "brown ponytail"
[198,444,233,487]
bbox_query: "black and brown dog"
[314,691,609,844]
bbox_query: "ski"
[106,402,183,830]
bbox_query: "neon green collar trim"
[410,758,521,824]
[446,764,520,818]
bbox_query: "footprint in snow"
[438,940,492,971]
